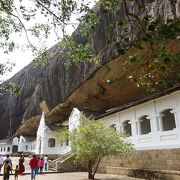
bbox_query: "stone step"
[48,167,57,172]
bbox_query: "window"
[123,120,132,136]
[7,147,10,152]
[65,139,69,146]
[161,109,176,131]
[48,138,56,147]
[139,115,151,135]
[12,145,18,153]
[25,145,28,151]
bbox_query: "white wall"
[101,90,180,150]
[69,108,81,132]
[0,145,12,155]
[40,131,70,155]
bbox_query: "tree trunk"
[87,160,94,179]
[93,157,102,178]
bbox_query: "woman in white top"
[0,155,4,174]
[43,155,48,171]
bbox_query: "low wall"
[98,148,180,179]
[56,155,86,172]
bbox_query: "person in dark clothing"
[18,156,25,174]
[3,160,12,180]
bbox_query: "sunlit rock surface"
[0,0,179,138]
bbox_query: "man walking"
[3,155,12,174]
[29,155,38,180]
[3,160,12,180]
[3,155,12,167]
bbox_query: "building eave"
[95,86,180,120]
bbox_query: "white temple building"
[0,137,19,155]
[35,112,70,155]
[98,90,180,150]
[17,108,81,155]
[18,136,36,153]
[0,90,179,155]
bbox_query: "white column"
[172,107,180,142]
[136,120,141,135]
[148,114,160,145]
[158,115,163,131]
[35,137,40,154]
[116,124,121,132]
[119,122,123,132]
[131,121,138,146]
[41,133,47,155]
[5,146,7,154]
[170,108,180,128]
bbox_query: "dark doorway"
[12,145,18,153]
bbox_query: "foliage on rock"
[0,0,179,94]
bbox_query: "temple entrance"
[12,145,18,153]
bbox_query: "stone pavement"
[1,172,145,180]
[0,157,145,179]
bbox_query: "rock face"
[0,0,179,139]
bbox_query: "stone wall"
[98,149,180,179]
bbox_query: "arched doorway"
[161,109,176,131]
[12,145,18,153]
[123,120,132,136]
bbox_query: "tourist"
[29,155,38,180]
[14,165,19,180]
[36,157,40,174]
[18,155,25,175]
[3,160,12,180]
[0,154,4,174]
[3,155,12,168]
[39,158,44,174]
[43,155,48,171]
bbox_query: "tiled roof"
[23,136,36,142]
[0,138,12,145]
[46,124,64,131]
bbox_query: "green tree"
[0,0,179,93]
[55,114,133,179]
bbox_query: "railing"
[48,152,72,170]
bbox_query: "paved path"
[0,157,145,179]
[0,172,145,180]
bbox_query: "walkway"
[1,172,145,180]
[0,157,145,179]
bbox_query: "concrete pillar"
[158,115,163,131]
[131,121,138,146]
[136,120,141,135]
[172,107,180,142]
[148,114,160,145]
[41,133,47,155]
[35,137,41,155]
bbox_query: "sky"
[1,0,94,81]
[1,32,60,80]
